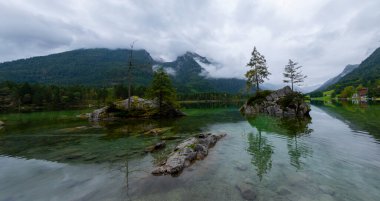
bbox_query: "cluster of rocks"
[240,86,310,118]
[88,96,185,121]
[152,133,226,176]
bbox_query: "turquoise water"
[0,102,380,201]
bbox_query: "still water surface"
[0,102,380,201]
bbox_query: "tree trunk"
[255,72,260,92]
[291,78,294,91]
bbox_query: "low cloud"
[0,0,379,86]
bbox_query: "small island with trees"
[240,47,310,118]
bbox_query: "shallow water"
[1,102,380,201]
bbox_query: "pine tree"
[283,59,307,91]
[147,68,177,111]
[245,47,270,92]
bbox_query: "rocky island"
[88,96,185,121]
[240,86,310,118]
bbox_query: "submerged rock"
[240,86,310,118]
[236,181,256,201]
[144,127,172,135]
[145,141,166,153]
[152,133,226,176]
[89,96,185,121]
[76,113,90,119]
[0,120,4,126]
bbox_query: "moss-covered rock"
[240,86,310,118]
[152,133,227,176]
[89,96,185,121]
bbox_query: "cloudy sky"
[1,0,379,87]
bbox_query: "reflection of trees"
[247,116,313,171]
[315,102,380,141]
[120,153,150,201]
[280,118,313,170]
[247,131,273,180]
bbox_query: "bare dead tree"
[127,41,137,109]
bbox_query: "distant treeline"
[0,81,248,112]
[309,81,380,98]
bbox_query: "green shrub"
[276,92,304,109]
[247,90,272,105]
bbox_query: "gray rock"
[241,86,310,118]
[152,133,226,176]
[236,181,256,201]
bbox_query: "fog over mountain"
[1,0,380,88]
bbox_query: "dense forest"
[0,81,247,112]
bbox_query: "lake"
[1,101,380,201]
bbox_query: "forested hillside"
[0,49,247,94]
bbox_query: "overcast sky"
[1,0,379,86]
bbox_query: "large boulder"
[152,133,226,176]
[240,86,310,118]
[89,96,185,121]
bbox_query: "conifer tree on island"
[245,47,270,92]
[283,59,307,91]
[147,68,178,113]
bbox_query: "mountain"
[0,49,247,94]
[312,47,380,97]
[157,52,246,93]
[262,83,320,93]
[314,64,359,92]
[0,48,154,86]
[332,47,380,89]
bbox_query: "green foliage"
[0,48,154,86]
[322,90,335,98]
[340,86,354,98]
[247,90,272,105]
[245,47,270,91]
[0,81,147,112]
[276,92,305,110]
[147,68,178,109]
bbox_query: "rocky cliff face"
[240,86,310,118]
[89,96,185,121]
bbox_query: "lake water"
[1,101,380,201]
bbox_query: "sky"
[0,0,379,87]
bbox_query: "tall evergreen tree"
[147,68,177,111]
[283,59,307,91]
[245,47,270,91]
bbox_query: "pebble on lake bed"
[236,181,256,201]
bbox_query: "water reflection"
[0,105,244,164]
[247,115,313,176]
[312,100,380,140]
[247,131,273,180]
